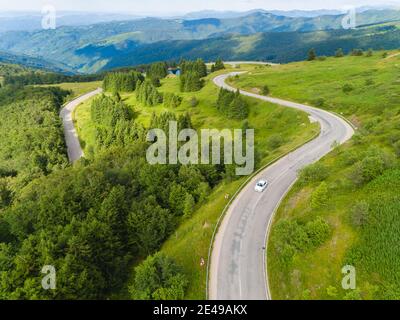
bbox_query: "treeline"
[3,71,104,87]
[103,71,144,92]
[216,88,249,120]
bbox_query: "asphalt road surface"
[209,72,354,300]
[60,88,102,163]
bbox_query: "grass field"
[74,66,318,299]
[230,51,400,300]
[39,81,102,99]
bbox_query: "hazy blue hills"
[99,22,400,70]
[0,11,142,32]
[0,9,400,73]
[0,50,73,74]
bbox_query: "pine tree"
[311,182,328,209]
[308,48,317,61]
[212,58,225,72]
[183,194,195,217]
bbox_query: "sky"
[0,0,399,15]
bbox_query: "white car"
[255,180,269,193]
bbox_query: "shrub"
[305,217,331,246]
[308,48,317,61]
[189,96,199,107]
[313,98,325,107]
[359,156,385,182]
[267,134,284,150]
[129,253,188,300]
[342,83,354,93]
[350,201,369,227]
[272,217,331,265]
[211,58,225,72]
[300,163,329,183]
[350,49,364,56]
[365,79,375,86]
[311,182,329,209]
[326,286,339,298]
[335,48,344,58]
[349,148,395,185]
[183,194,195,218]
[261,85,270,95]
[164,92,182,108]
[394,141,400,157]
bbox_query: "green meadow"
[230,51,400,300]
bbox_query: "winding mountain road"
[209,72,354,300]
[60,88,102,163]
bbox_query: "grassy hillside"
[74,66,319,299]
[39,81,103,99]
[229,51,400,299]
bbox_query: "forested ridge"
[0,61,237,299]
[0,85,70,197]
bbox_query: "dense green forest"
[3,72,104,87]
[102,71,144,93]
[0,62,235,299]
[0,85,70,196]
[0,62,102,87]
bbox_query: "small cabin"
[168,67,181,76]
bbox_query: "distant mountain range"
[0,50,74,74]
[98,22,400,69]
[0,8,400,73]
[0,11,142,32]
[181,9,343,19]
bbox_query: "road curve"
[60,88,103,163]
[209,72,354,300]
